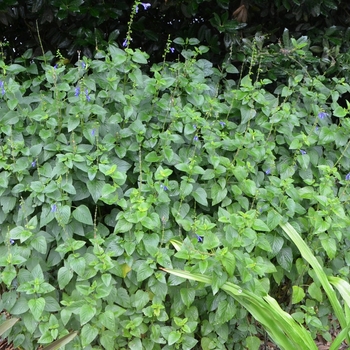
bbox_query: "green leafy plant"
[2,8,350,348]
[163,221,350,350]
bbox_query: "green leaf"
[252,219,270,231]
[109,44,127,65]
[168,330,181,345]
[141,213,161,230]
[57,266,73,289]
[72,205,93,225]
[180,288,196,308]
[87,179,104,203]
[276,247,293,271]
[308,282,323,302]
[7,64,26,73]
[137,262,154,282]
[245,336,261,350]
[7,98,19,110]
[0,318,19,336]
[132,49,149,64]
[80,304,96,325]
[221,251,236,277]
[292,286,305,304]
[211,183,228,205]
[320,236,336,259]
[30,235,47,254]
[28,297,45,321]
[81,324,99,348]
[192,187,208,206]
[333,105,347,118]
[143,233,160,256]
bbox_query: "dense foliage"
[1,14,350,347]
[1,0,350,66]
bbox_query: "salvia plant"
[1,3,350,349]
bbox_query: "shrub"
[1,33,350,349]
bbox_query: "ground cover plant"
[2,6,350,349]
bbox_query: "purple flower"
[140,3,151,10]
[170,47,175,53]
[219,121,226,126]
[265,168,271,175]
[51,204,57,213]
[0,80,5,95]
[53,64,58,69]
[193,135,199,141]
[160,184,168,191]
[136,3,151,12]
[346,173,350,181]
[9,239,15,245]
[85,89,91,102]
[122,38,128,47]
[31,160,36,168]
[318,112,328,119]
[193,124,197,129]
[300,150,307,155]
[91,129,96,136]
[74,86,80,96]
[196,234,203,243]
[81,62,86,69]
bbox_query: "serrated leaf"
[180,288,195,308]
[28,297,45,321]
[81,324,98,348]
[57,266,73,289]
[80,304,96,325]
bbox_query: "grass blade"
[42,331,78,350]
[161,267,317,350]
[280,222,346,330]
[0,318,19,336]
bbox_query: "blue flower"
[318,112,328,119]
[160,184,168,191]
[300,150,307,155]
[81,62,86,69]
[265,168,271,175]
[51,204,57,213]
[193,135,199,141]
[219,121,226,126]
[85,89,91,102]
[53,64,58,69]
[9,239,15,245]
[140,3,151,10]
[0,80,5,95]
[91,129,96,136]
[31,160,36,168]
[196,234,203,243]
[137,3,151,12]
[74,86,80,96]
[170,47,175,53]
[346,173,350,181]
[122,38,128,47]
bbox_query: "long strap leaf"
[280,222,346,329]
[161,267,317,350]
